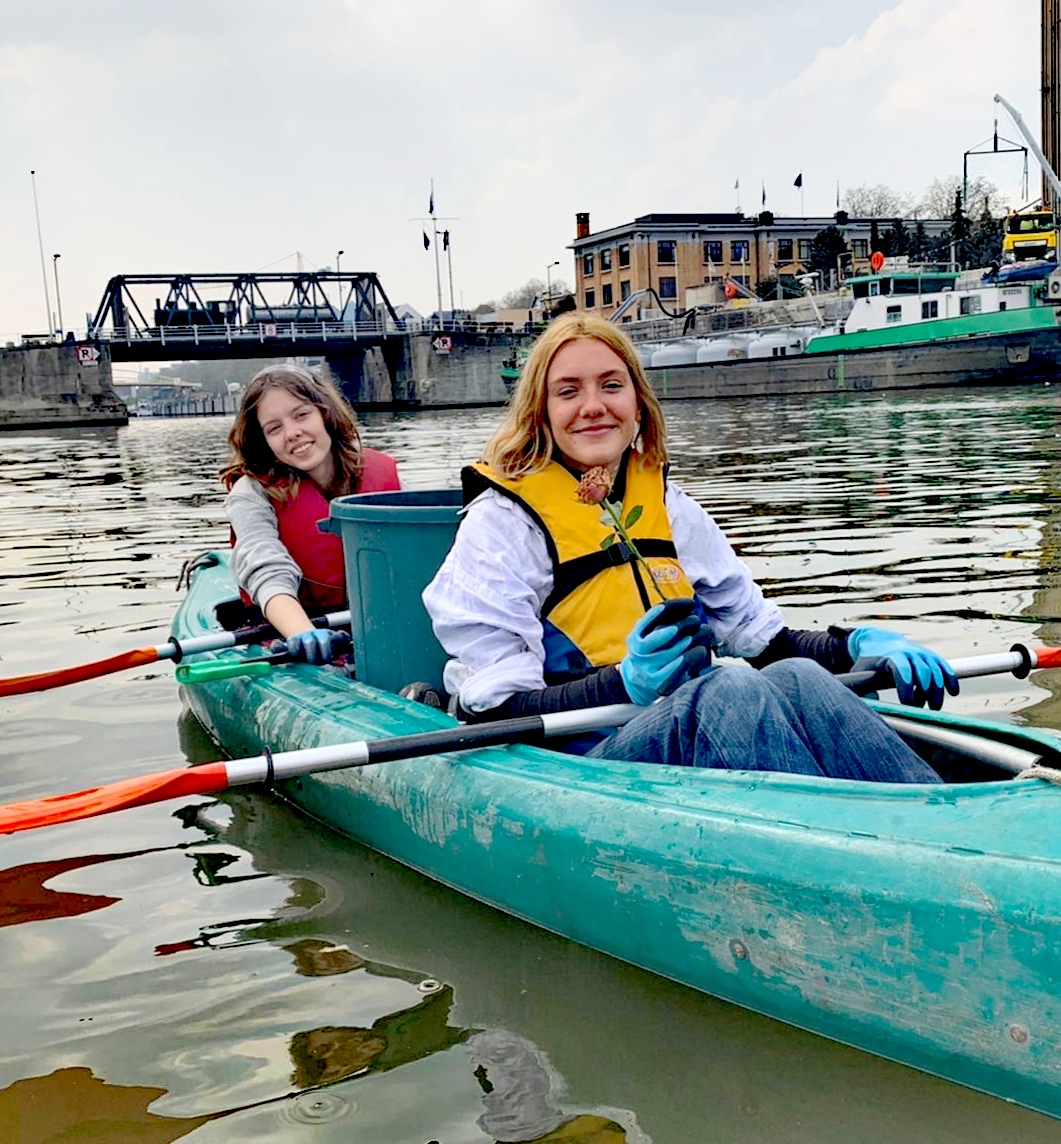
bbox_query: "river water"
[3,387,1061,1142]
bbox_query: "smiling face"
[545,337,640,474]
[256,385,335,487]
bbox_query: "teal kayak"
[173,549,1061,1118]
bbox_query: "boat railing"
[627,294,852,345]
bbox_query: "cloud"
[0,0,1043,338]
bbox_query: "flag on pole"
[429,186,434,214]
[836,180,841,209]
[423,230,430,250]
[761,180,766,206]
[443,229,450,251]
[793,173,803,188]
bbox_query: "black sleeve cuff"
[747,625,854,674]
[458,665,629,723]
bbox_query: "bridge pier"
[324,330,528,408]
[391,331,524,407]
[0,341,127,430]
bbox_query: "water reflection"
[0,849,169,927]
[0,1067,216,1142]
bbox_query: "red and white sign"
[432,335,452,355]
[76,344,101,366]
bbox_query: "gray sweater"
[225,475,303,609]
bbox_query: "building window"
[620,279,631,301]
[582,252,595,276]
[777,239,793,261]
[618,244,630,268]
[730,240,749,262]
[584,288,596,308]
[921,300,939,319]
[798,239,812,260]
[600,248,612,272]
[602,283,613,306]
[703,240,723,264]
[851,239,869,259]
[657,240,676,264]
[658,276,677,299]
[886,305,902,323]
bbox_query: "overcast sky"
[0,0,1041,342]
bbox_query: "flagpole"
[30,170,53,337]
[430,180,443,324]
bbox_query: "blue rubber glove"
[619,600,711,706]
[284,628,349,666]
[847,627,959,710]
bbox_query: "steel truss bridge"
[88,271,404,362]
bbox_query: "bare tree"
[842,183,912,217]
[478,277,573,311]
[917,175,998,220]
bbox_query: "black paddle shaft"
[362,714,553,766]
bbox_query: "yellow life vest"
[463,457,695,680]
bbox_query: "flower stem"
[601,500,668,604]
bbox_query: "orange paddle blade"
[1037,647,1061,670]
[0,762,231,834]
[0,647,161,698]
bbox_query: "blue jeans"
[587,658,941,783]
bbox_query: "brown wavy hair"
[483,313,668,478]
[220,364,363,500]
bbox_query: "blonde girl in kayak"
[423,314,953,779]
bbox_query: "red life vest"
[234,448,400,612]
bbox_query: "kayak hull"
[173,553,1061,1117]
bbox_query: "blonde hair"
[220,364,363,500]
[483,313,668,478]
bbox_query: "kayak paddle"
[3,643,1060,835]
[0,704,642,834]
[836,643,1061,693]
[0,609,351,698]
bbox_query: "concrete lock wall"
[326,332,519,408]
[0,343,128,430]
[400,333,515,406]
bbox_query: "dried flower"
[574,466,613,505]
[574,466,668,603]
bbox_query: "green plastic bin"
[323,489,462,694]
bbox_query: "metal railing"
[92,317,540,345]
[94,320,397,345]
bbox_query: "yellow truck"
[1001,207,1058,262]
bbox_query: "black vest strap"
[543,538,678,617]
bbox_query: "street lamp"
[336,249,344,275]
[545,260,560,318]
[52,253,63,337]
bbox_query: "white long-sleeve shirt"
[422,481,784,713]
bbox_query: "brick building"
[568,211,950,317]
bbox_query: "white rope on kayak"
[1015,763,1061,783]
